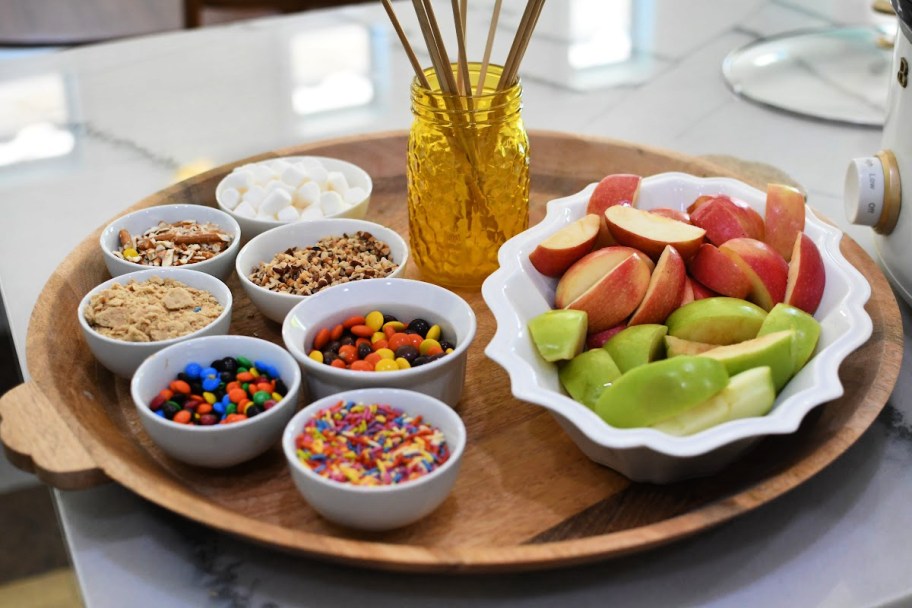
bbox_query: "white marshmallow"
[281,165,309,188]
[221,170,253,191]
[250,164,274,184]
[343,186,366,205]
[233,201,257,218]
[326,171,349,193]
[259,188,293,217]
[276,205,300,222]
[299,204,325,220]
[294,181,321,208]
[307,163,329,188]
[296,158,324,172]
[243,184,267,208]
[220,187,241,210]
[267,159,292,175]
[264,180,288,194]
[320,191,346,216]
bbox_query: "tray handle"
[0,382,108,490]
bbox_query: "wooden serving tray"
[0,131,902,572]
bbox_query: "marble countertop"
[2,1,911,606]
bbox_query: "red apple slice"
[605,205,705,260]
[528,214,600,277]
[688,243,751,299]
[586,174,641,248]
[690,278,719,300]
[764,184,806,261]
[690,196,752,246]
[586,323,626,349]
[555,246,647,308]
[680,276,695,306]
[628,245,686,325]
[562,254,652,333]
[785,233,826,314]
[649,207,691,224]
[719,237,789,311]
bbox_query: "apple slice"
[719,238,789,311]
[555,246,646,308]
[594,356,729,428]
[688,244,751,299]
[586,323,626,349]
[686,194,714,215]
[527,309,588,362]
[605,205,706,260]
[628,245,687,325]
[587,174,641,247]
[690,278,720,300]
[649,208,691,224]
[665,297,767,345]
[699,329,795,391]
[665,335,716,357]
[528,214,600,277]
[758,303,821,373]
[603,324,668,374]
[764,184,806,261]
[784,232,826,314]
[690,195,752,246]
[651,366,776,436]
[679,277,696,307]
[560,255,652,333]
[559,349,622,408]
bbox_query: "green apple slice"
[651,366,776,436]
[665,297,767,345]
[559,349,622,409]
[664,335,716,357]
[603,324,667,373]
[757,303,821,374]
[699,329,795,391]
[594,356,728,428]
[527,309,588,362]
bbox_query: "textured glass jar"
[407,64,530,288]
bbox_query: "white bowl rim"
[215,155,374,226]
[482,171,874,458]
[282,387,466,493]
[282,277,477,378]
[99,203,242,268]
[234,217,410,303]
[78,267,234,349]
[131,334,303,432]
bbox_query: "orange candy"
[228,388,248,403]
[349,360,373,372]
[387,333,411,351]
[313,327,331,351]
[169,380,191,394]
[349,324,375,338]
[371,339,389,352]
[330,324,345,341]
[236,371,254,382]
[337,344,358,364]
[330,358,347,369]
[173,410,192,424]
[342,315,366,329]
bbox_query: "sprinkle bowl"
[282,387,466,531]
[131,335,302,468]
[282,278,476,407]
[78,267,233,378]
[99,204,241,280]
[216,155,373,241]
[235,218,408,324]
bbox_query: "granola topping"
[84,276,223,342]
[247,231,398,296]
[114,220,233,267]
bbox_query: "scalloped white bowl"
[481,172,873,483]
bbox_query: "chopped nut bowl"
[100,204,241,281]
[235,218,409,323]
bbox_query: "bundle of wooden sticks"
[382,0,547,96]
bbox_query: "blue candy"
[184,362,203,379]
[202,377,220,392]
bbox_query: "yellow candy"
[375,348,395,360]
[374,359,399,372]
[395,357,411,369]
[419,338,441,355]
[309,350,324,363]
[382,320,406,333]
[365,310,385,331]
[426,324,441,341]
[370,332,386,343]
[123,247,139,258]
[203,392,217,404]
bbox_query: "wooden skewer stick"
[411,0,452,93]
[421,0,460,96]
[497,0,539,90]
[382,0,430,89]
[475,0,502,95]
[502,0,546,87]
[451,0,472,97]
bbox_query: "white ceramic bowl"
[482,172,873,483]
[131,335,302,467]
[215,156,373,240]
[99,204,241,280]
[282,387,466,530]
[282,278,476,407]
[236,218,409,324]
[78,267,233,378]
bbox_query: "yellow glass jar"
[407,64,530,288]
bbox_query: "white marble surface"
[1,1,911,606]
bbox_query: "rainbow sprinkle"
[295,400,450,486]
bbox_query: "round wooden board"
[0,131,902,572]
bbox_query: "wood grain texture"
[0,131,902,572]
